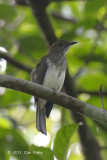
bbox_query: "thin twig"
[0,52,32,73]
[2,28,37,62]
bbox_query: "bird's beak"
[69,41,78,46]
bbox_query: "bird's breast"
[43,59,66,91]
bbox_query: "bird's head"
[49,40,77,55]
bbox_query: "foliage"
[53,124,78,160]
[28,145,54,160]
[0,0,107,159]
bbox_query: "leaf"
[78,71,107,91]
[53,124,78,160]
[0,88,31,106]
[0,128,29,160]
[85,0,106,15]
[28,145,54,160]
[0,4,17,21]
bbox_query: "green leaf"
[0,4,17,21]
[28,145,54,160]
[85,0,106,15]
[53,124,78,160]
[77,71,107,91]
[0,128,29,160]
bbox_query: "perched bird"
[31,40,77,135]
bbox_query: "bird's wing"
[31,56,54,118]
[30,56,48,135]
[30,56,48,102]
[30,56,48,84]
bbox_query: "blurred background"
[0,0,107,160]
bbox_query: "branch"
[64,70,102,160]
[0,52,32,73]
[27,0,57,46]
[0,74,107,124]
[2,28,37,63]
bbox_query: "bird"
[30,40,77,135]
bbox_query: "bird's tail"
[36,98,47,135]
